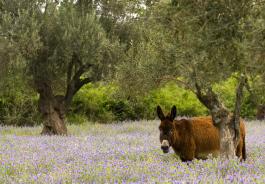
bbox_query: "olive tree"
[1,1,115,135]
[118,0,254,159]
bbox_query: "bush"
[104,100,139,121]
[143,82,208,118]
[70,83,116,123]
[70,82,208,123]
[0,65,41,126]
[66,113,89,125]
[0,92,40,126]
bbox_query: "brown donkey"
[157,105,246,161]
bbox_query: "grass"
[0,120,264,183]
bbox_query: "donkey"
[157,105,246,161]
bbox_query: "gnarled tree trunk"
[34,54,92,135]
[36,81,67,135]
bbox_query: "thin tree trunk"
[232,75,246,147]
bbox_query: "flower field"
[0,120,265,183]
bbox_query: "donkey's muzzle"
[161,146,169,153]
[161,140,170,153]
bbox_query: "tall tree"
[1,1,116,135]
[118,0,253,158]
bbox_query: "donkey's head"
[157,105,177,153]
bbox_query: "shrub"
[70,83,116,123]
[143,82,208,118]
[0,92,40,126]
[70,82,209,123]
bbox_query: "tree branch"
[74,77,92,94]
[66,60,74,86]
[156,75,196,93]
[194,80,223,111]
[193,76,229,125]
[65,52,94,109]
[65,67,84,108]
[65,76,92,109]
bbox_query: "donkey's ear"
[157,106,165,120]
[170,105,177,121]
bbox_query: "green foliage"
[0,94,40,126]
[70,83,116,123]
[104,100,141,121]
[66,113,89,125]
[70,79,256,124]
[115,0,258,121]
[214,77,256,118]
[51,3,111,83]
[0,56,41,126]
[144,82,208,118]
[70,82,208,123]
[1,0,120,131]
[1,0,116,94]
[0,77,40,126]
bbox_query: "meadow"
[0,120,265,184]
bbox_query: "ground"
[0,120,264,183]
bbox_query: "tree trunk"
[39,95,67,135]
[194,86,236,158]
[194,75,246,159]
[36,81,67,135]
[218,119,237,159]
[210,105,238,159]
